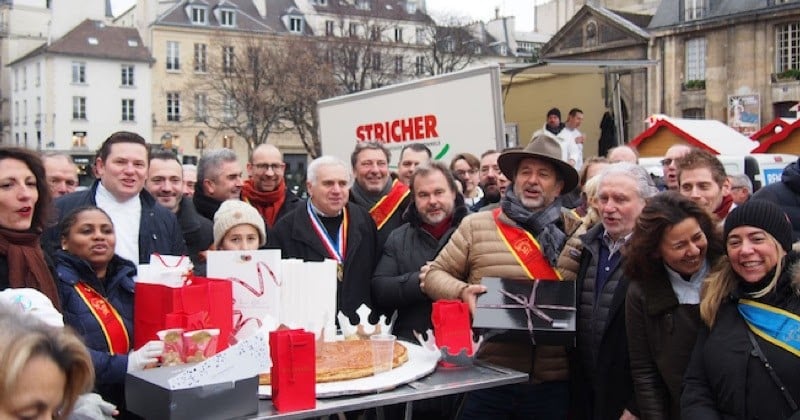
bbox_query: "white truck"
[318,65,507,168]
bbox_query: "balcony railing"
[772,69,800,83]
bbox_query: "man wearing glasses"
[660,144,692,191]
[242,144,303,228]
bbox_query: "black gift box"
[126,365,258,420]
[473,277,576,346]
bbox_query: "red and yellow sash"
[493,208,562,281]
[370,179,410,230]
[74,282,130,355]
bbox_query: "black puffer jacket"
[752,158,800,242]
[371,194,468,341]
[682,252,800,419]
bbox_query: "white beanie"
[213,200,267,248]
[0,288,64,327]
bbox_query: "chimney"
[495,6,500,19]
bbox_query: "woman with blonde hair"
[0,303,94,419]
[682,200,800,419]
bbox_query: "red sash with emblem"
[370,179,410,230]
[493,208,562,281]
[74,282,131,354]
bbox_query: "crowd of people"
[0,103,799,419]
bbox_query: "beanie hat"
[547,107,561,119]
[213,200,267,248]
[723,199,793,252]
[0,288,64,327]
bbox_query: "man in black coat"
[145,150,213,271]
[193,148,243,222]
[751,156,800,242]
[268,156,379,324]
[372,161,468,342]
[44,132,186,264]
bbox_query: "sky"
[111,0,539,32]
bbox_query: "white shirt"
[558,126,584,170]
[665,260,709,304]
[95,182,141,264]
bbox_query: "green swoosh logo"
[434,143,450,160]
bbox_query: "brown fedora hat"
[498,133,579,193]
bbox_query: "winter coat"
[267,202,379,323]
[424,208,582,382]
[626,264,705,420]
[751,158,800,243]
[371,195,469,342]
[175,196,213,272]
[349,177,411,247]
[44,181,186,264]
[573,223,636,420]
[681,252,800,420]
[54,250,136,408]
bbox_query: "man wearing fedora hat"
[422,134,583,418]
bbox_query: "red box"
[269,329,316,412]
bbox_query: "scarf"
[241,179,286,227]
[421,215,453,240]
[193,191,223,221]
[500,189,567,266]
[349,178,392,208]
[713,194,734,220]
[0,228,61,311]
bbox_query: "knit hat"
[723,199,793,252]
[213,200,267,248]
[547,107,561,119]
[0,288,64,327]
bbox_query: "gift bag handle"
[228,261,280,297]
[153,253,188,268]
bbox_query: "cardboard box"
[126,365,258,420]
[473,277,576,345]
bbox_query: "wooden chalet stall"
[629,115,759,156]
[752,118,800,153]
[750,118,796,144]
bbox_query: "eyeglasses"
[454,169,478,178]
[660,158,674,166]
[252,163,285,172]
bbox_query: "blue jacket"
[44,181,187,264]
[55,251,136,386]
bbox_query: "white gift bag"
[207,249,282,341]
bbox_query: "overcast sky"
[110,0,538,32]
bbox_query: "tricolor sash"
[74,282,130,355]
[370,179,409,230]
[493,208,562,281]
[739,299,800,357]
[307,201,348,265]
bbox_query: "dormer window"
[289,17,303,33]
[684,0,706,21]
[191,6,207,25]
[312,0,327,5]
[87,37,98,45]
[406,1,417,14]
[356,0,370,10]
[220,9,235,27]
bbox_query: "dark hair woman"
[682,199,800,419]
[0,147,60,309]
[624,192,723,419]
[54,205,162,415]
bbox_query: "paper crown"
[414,329,483,366]
[337,304,397,340]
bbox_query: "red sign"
[356,114,439,142]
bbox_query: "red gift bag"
[134,274,233,351]
[432,300,473,366]
[269,329,315,412]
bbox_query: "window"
[394,55,403,73]
[685,37,706,82]
[36,97,41,124]
[349,22,358,37]
[122,99,135,121]
[13,69,17,91]
[776,22,800,73]
[394,27,403,43]
[684,0,706,21]
[313,0,327,5]
[22,100,26,125]
[289,17,303,33]
[35,63,40,86]
[416,27,425,44]
[22,67,27,89]
[325,20,334,36]
[72,96,86,120]
[191,6,207,24]
[194,93,207,122]
[682,108,705,119]
[166,41,180,70]
[371,52,381,71]
[220,10,235,27]
[223,46,234,74]
[415,56,424,75]
[121,65,134,87]
[71,62,85,84]
[356,0,370,10]
[223,96,235,122]
[407,1,417,13]
[13,101,18,125]
[194,43,207,72]
[166,92,180,122]
[370,26,381,41]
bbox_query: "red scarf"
[421,215,453,240]
[714,194,734,220]
[0,228,61,311]
[241,179,286,227]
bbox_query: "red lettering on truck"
[355,115,438,142]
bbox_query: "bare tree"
[185,33,289,154]
[417,18,482,76]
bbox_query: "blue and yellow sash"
[738,299,800,357]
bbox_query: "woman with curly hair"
[624,192,724,419]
